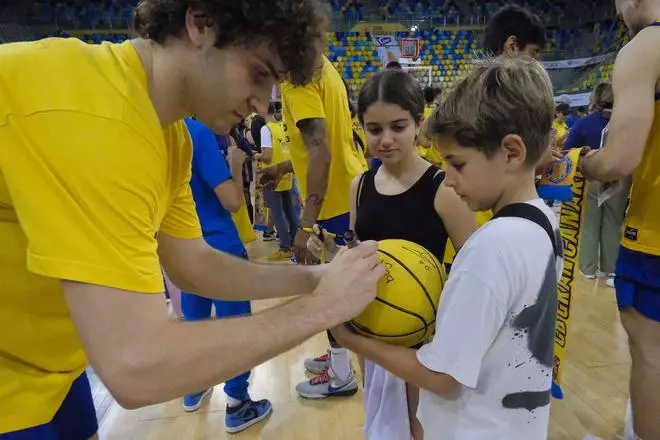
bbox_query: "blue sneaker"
[183,388,213,412]
[225,398,273,433]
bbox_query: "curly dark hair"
[133,0,329,85]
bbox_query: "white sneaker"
[606,278,615,288]
[581,271,596,280]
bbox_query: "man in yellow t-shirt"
[0,1,387,437]
[262,55,367,399]
[580,7,660,438]
[278,55,367,255]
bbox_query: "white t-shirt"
[260,125,273,149]
[417,199,562,440]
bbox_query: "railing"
[0,23,35,43]
[332,8,614,31]
[28,6,615,33]
[31,16,135,32]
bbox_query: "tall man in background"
[580,0,660,438]
[266,55,368,398]
[483,4,546,59]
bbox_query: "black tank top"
[354,165,449,262]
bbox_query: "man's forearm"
[158,234,321,301]
[275,160,293,175]
[103,294,329,409]
[193,248,321,300]
[299,119,331,226]
[582,149,629,182]
[302,148,330,226]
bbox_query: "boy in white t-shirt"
[329,55,562,440]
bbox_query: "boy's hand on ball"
[313,241,385,327]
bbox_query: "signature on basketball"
[402,245,435,271]
[381,261,395,284]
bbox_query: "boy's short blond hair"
[426,56,554,167]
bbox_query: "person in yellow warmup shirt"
[580,2,660,438]
[257,102,300,261]
[0,1,387,438]
[417,86,444,167]
[343,77,371,169]
[553,99,570,150]
[262,55,368,400]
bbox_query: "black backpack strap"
[492,203,561,259]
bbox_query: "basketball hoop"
[400,38,420,59]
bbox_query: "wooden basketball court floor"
[95,239,631,440]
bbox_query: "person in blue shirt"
[564,84,630,282]
[565,105,586,129]
[181,118,272,433]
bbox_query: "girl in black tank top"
[306,70,476,440]
[354,165,448,261]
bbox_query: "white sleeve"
[417,233,512,389]
[260,125,273,148]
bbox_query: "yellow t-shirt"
[0,38,202,432]
[552,120,568,151]
[352,116,369,170]
[280,56,367,220]
[423,105,434,120]
[266,121,294,192]
[417,105,445,168]
[622,97,660,255]
[231,200,256,245]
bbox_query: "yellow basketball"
[349,239,446,347]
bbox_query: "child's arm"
[335,232,511,397]
[330,324,460,397]
[434,181,477,251]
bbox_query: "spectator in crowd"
[181,118,272,432]
[257,103,300,261]
[386,61,402,70]
[482,4,546,58]
[553,101,571,151]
